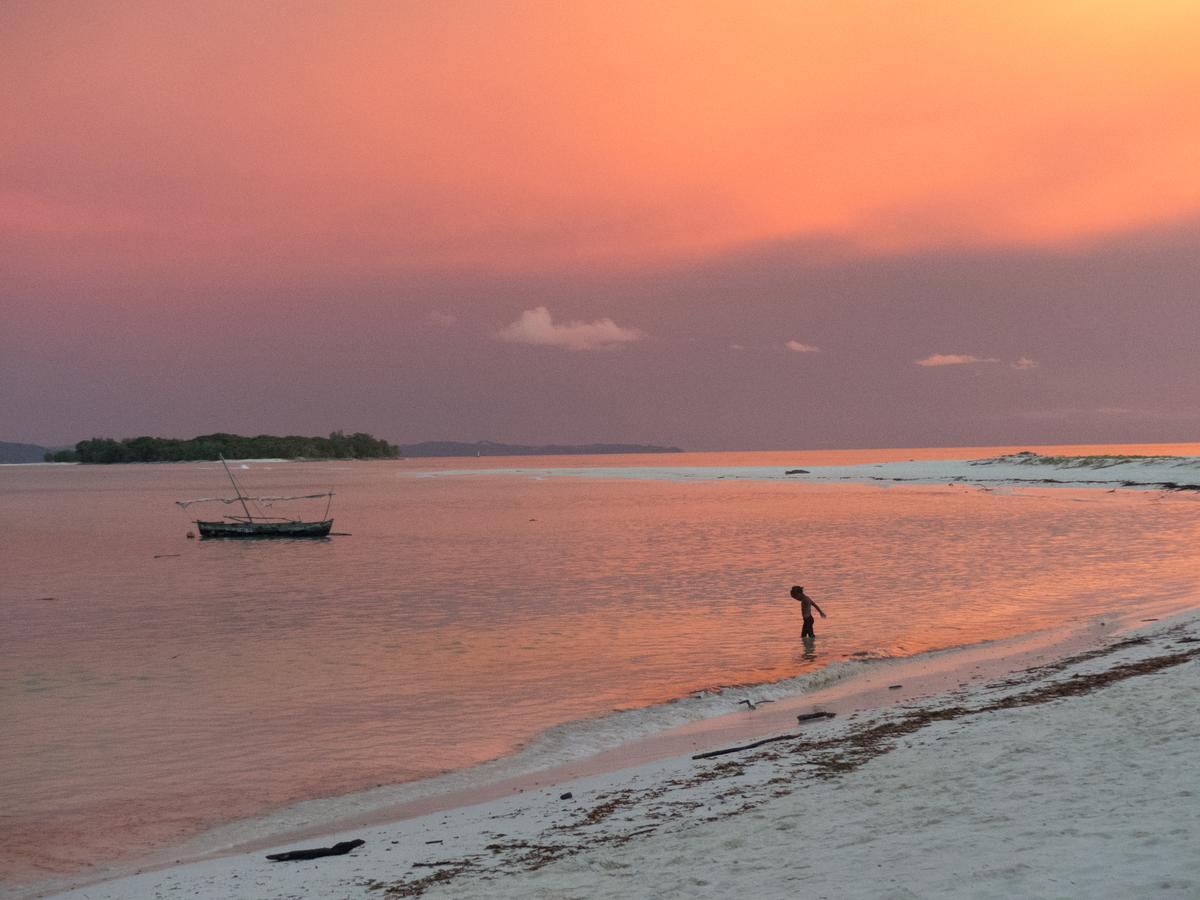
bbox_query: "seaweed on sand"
[363,637,1200,897]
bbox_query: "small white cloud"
[497,306,643,351]
[1011,357,1039,370]
[915,354,998,367]
[786,340,821,353]
[427,311,457,327]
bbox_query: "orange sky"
[6,1,1200,272]
[7,2,1200,450]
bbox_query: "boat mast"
[219,455,255,522]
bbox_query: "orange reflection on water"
[3,452,1200,889]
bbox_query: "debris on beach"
[691,733,803,761]
[265,838,364,861]
[380,621,1200,897]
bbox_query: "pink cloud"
[915,354,998,367]
[497,306,643,351]
[785,340,821,353]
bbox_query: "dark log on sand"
[692,713,837,761]
[692,733,800,760]
[266,839,364,861]
[797,711,837,722]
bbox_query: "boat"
[191,518,333,538]
[176,456,334,538]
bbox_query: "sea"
[5,444,1200,896]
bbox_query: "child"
[790,585,826,638]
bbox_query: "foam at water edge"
[152,598,1200,867]
[178,636,1034,859]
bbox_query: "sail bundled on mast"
[175,493,333,509]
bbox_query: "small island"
[38,434,682,463]
[46,431,400,463]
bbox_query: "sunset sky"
[5,1,1200,449]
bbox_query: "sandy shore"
[418,451,1200,492]
[46,608,1200,900]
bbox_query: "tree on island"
[47,431,400,463]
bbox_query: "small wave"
[178,624,1108,860]
[403,659,871,785]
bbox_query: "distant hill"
[398,441,683,457]
[0,441,51,463]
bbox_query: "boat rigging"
[176,456,334,538]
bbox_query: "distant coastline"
[396,440,683,457]
[2,436,682,463]
[0,441,53,464]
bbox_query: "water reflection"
[801,634,817,662]
[3,447,1200,885]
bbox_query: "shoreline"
[35,598,1199,900]
[9,460,1200,899]
[410,452,1200,492]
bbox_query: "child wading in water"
[791,585,826,638]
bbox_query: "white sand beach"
[420,450,1200,492]
[50,606,1200,900]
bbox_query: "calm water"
[4,446,1200,892]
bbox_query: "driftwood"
[692,732,801,760]
[692,712,838,760]
[797,711,837,722]
[266,838,364,861]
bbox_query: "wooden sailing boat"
[176,456,334,538]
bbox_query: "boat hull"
[196,519,333,538]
